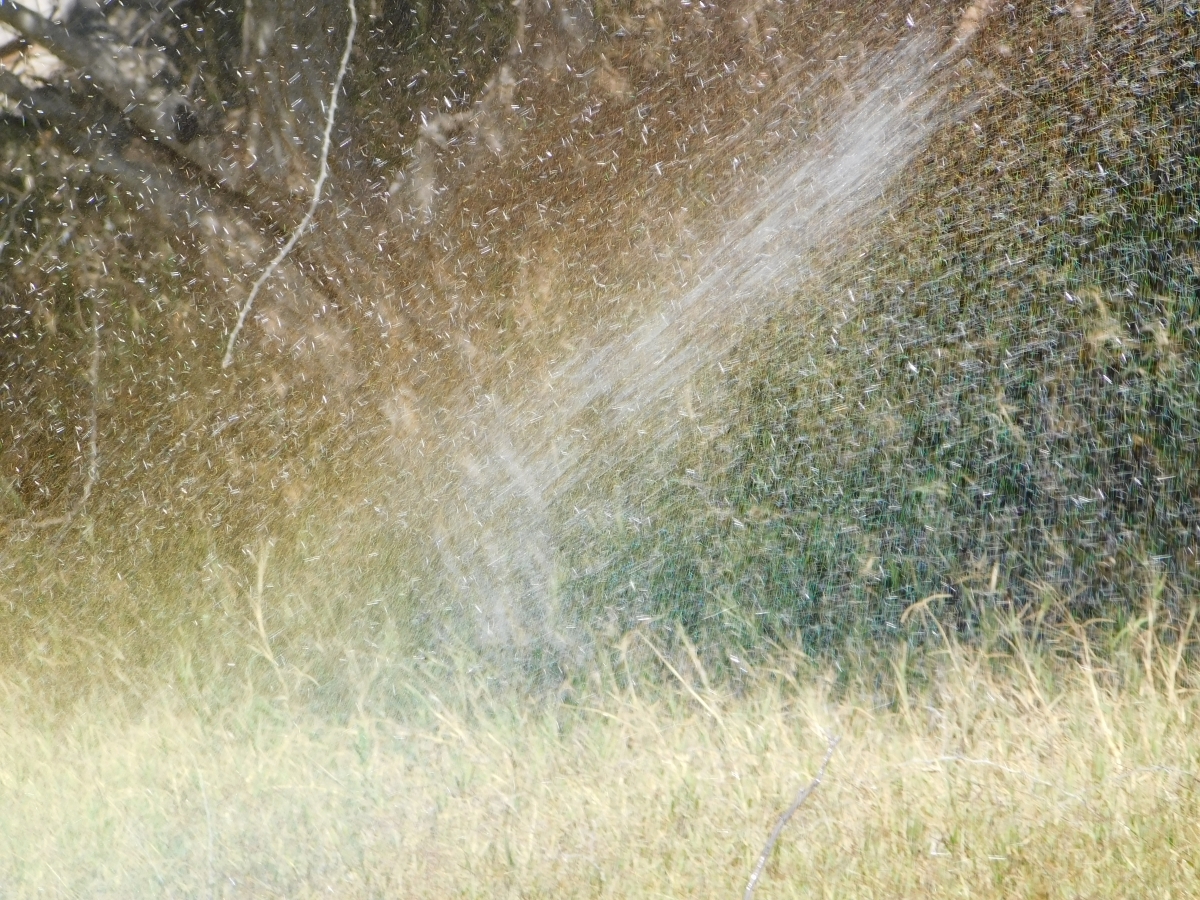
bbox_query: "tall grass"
[2,5,1199,893]
[2,604,1197,897]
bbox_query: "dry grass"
[2,615,1198,898]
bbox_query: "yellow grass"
[2,623,1198,898]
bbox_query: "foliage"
[568,3,1200,656]
[1,2,1198,688]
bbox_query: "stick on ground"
[743,734,840,900]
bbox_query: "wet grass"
[2,608,1198,898]
[1,6,1199,892]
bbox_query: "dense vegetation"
[2,2,1199,895]
[586,3,1200,655]
[1,1,1197,690]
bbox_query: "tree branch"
[222,0,358,368]
[0,68,125,153]
[0,0,296,217]
[0,68,325,331]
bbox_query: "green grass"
[563,2,1200,652]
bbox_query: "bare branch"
[222,0,358,369]
[0,0,97,75]
[0,68,124,153]
[0,68,320,340]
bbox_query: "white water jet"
[409,26,969,648]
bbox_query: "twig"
[79,291,101,512]
[221,0,358,368]
[743,734,840,900]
